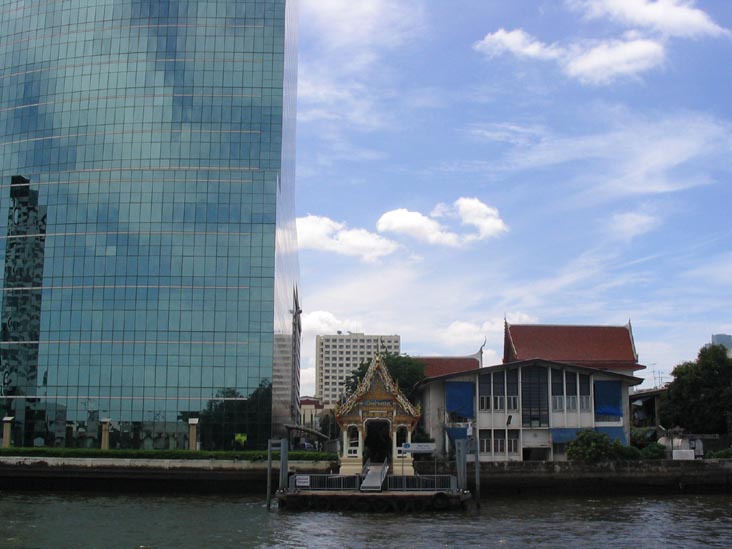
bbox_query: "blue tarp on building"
[594,380,623,417]
[550,427,628,445]
[596,426,628,445]
[445,381,474,419]
[550,428,583,443]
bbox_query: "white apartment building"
[316,332,400,406]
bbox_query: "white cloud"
[378,198,508,246]
[569,0,729,38]
[468,122,548,146]
[377,209,460,246]
[497,112,732,200]
[564,38,665,84]
[474,27,665,84]
[455,197,510,240]
[609,211,661,240]
[298,0,425,131]
[475,1,727,86]
[435,312,537,356]
[297,215,400,262]
[473,28,565,60]
[300,0,423,52]
[302,310,365,339]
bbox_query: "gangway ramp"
[360,461,389,492]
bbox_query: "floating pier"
[276,470,471,511]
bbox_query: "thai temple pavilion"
[336,353,420,475]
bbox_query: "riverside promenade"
[1,456,731,495]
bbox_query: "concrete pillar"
[342,430,348,457]
[391,427,397,460]
[357,427,363,459]
[188,418,199,450]
[100,418,111,450]
[407,428,412,444]
[2,417,13,448]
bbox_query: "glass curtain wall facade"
[0,0,299,450]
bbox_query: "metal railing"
[288,474,361,491]
[378,457,389,486]
[386,475,457,492]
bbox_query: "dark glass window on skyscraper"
[0,0,300,450]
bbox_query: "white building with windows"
[417,323,646,461]
[419,359,641,461]
[315,332,400,407]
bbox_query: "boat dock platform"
[276,471,471,511]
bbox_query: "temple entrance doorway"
[364,420,391,464]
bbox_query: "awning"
[550,427,628,445]
[551,428,583,444]
[596,426,627,445]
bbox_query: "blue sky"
[293,0,732,396]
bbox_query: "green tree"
[318,408,340,440]
[343,353,426,404]
[659,345,732,435]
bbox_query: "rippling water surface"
[1,492,730,548]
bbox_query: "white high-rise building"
[316,332,400,406]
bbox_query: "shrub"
[639,442,667,460]
[0,447,337,461]
[613,443,641,460]
[630,427,656,449]
[567,430,615,462]
[709,448,732,459]
[567,430,644,462]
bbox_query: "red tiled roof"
[505,323,644,371]
[418,356,480,378]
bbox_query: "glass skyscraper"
[0,0,300,450]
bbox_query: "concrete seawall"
[0,457,335,494]
[1,457,730,495]
[415,459,732,495]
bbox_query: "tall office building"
[711,334,732,358]
[0,0,300,449]
[316,333,400,406]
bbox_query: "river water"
[1,492,730,548]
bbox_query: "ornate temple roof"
[336,352,420,420]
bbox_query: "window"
[493,395,505,411]
[493,370,505,403]
[552,395,564,411]
[479,430,491,453]
[566,395,577,411]
[522,366,549,427]
[493,431,506,453]
[551,368,564,394]
[506,369,519,411]
[478,374,491,411]
[508,430,519,454]
[579,374,591,411]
